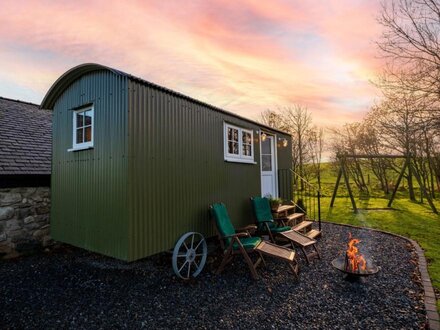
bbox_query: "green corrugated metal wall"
[51,71,129,260]
[126,80,292,261]
[50,67,292,261]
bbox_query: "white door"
[261,135,277,197]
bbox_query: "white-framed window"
[71,105,94,151]
[224,123,254,163]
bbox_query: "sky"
[0,0,384,127]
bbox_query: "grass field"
[314,163,440,309]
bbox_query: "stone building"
[0,97,52,258]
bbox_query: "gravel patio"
[0,223,427,329]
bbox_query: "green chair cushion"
[270,226,291,233]
[251,197,274,224]
[259,222,291,233]
[233,237,261,250]
[211,203,236,246]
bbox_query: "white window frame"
[69,105,94,151]
[224,123,255,164]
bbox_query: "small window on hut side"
[224,123,254,163]
[71,105,94,151]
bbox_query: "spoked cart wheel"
[172,232,207,280]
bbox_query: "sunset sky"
[0,0,384,127]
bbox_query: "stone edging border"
[322,221,439,330]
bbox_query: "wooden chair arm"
[223,232,249,239]
[236,225,257,233]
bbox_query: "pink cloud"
[0,0,384,128]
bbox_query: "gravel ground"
[0,223,427,329]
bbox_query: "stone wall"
[0,187,52,258]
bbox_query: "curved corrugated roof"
[40,63,124,110]
[41,63,290,136]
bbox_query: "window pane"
[85,126,92,142]
[242,132,251,144]
[84,111,92,126]
[228,127,238,142]
[228,142,239,155]
[228,127,238,141]
[262,139,271,154]
[76,128,83,144]
[76,113,84,128]
[262,155,272,171]
[243,145,252,156]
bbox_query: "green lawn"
[320,196,440,309]
[308,162,440,309]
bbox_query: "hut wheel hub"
[186,249,196,262]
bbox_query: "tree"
[329,0,440,202]
[260,106,321,187]
[377,0,440,103]
[281,106,313,184]
[356,121,393,194]
[367,92,430,200]
[260,110,285,131]
[307,126,324,188]
[330,123,369,193]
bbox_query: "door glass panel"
[261,137,273,171]
[262,138,271,154]
[262,155,272,171]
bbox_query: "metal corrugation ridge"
[41,63,125,110]
[127,80,267,260]
[50,70,129,260]
[124,73,290,137]
[41,63,290,137]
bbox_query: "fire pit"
[332,234,379,281]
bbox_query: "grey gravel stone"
[0,223,426,329]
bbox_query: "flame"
[346,233,367,272]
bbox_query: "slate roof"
[0,97,51,175]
